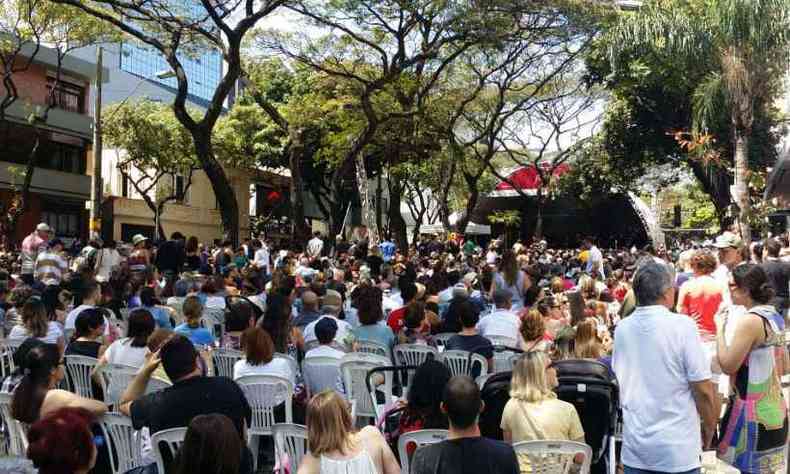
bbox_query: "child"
[174,295,216,347]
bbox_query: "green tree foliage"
[593,0,790,241]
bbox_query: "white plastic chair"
[493,348,520,373]
[440,350,489,378]
[273,352,299,379]
[236,375,294,470]
[65,355,102,400]
[100,364,171,406]
[397,429,449,474]
[150,427,187,474]
[201,307,225,338]
[211,348,243,378]
[100,413,145,474]
[302,356,342,397]
[0,392,27,457]
[356,340,390,359]
[340,353,391,423]
[272,423,308,474]
[512,440,593,474]
[487,335,518,347]
[509,352,523,370]
[0,339,21,377]
[393,344,438,367]
[476,373,493,390]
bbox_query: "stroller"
[553,359,619,474]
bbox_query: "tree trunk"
[194,134,239,245]
[455,177,479,239]
[733,129,752,243]
[388,177,408,250]
[534,191,545,240]
[355,152,378,245]
[288,128,310,241]
[156,202,166,240]
[375,172,383,238]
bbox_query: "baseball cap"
[452,283,468,299]
[36,223,51,232]
[714,232,743,249]
[132,234,148,246]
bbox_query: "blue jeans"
[624,467,700,474]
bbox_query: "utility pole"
[90,46,103,240]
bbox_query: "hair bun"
[758,282,776,302]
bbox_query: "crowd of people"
[1,221,790,474]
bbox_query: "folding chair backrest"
[302,356,341,398]
[393,344,438,367]
[340,353,390,421]
[486,335,517,347]
[356,340,390,359]
[100,413,144,474]
[0,339,21,377]
[0,392,26,457]
[512,440,593,474]
[101,364,140,406]
[65,355,101,400]
[493,348,519,374]
[273,353,299,379]
[212,348,243,378]
[202,307,225,339]
[151,427,187,474]
[236,375,293,436]
[272,423,308,474]
[397,429,449,474]
[440,350,488,378]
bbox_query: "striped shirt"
[20,233,46,275]
[34,251,68,285]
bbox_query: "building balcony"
[0,160,91,200]
[0,96,93,140]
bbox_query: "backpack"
[478,370,512,440]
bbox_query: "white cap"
[36,223,51,232]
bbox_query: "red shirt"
[387,306,407,333]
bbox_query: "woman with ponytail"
[65,308,107,359]
[7,298,64,353]
[11,343,106,425]
[716,264,788,472]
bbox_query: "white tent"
[418,212,491,235]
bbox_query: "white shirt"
[303,315,353,348]
[586,245,605,279]
[104,338,148,368]
[486,250,498,265]
[307,237,324,258]
[65,304,111,336]
[382,293,403,314]
[305,344,346,360]
[95,248,123,282]
[476,309,521,341]
[612,305,711,472]
[253,247,270,272]
[8,321,63,345]
[233,358,295,386]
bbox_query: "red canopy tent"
[489,163,572,197]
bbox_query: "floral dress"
[718,305,788,473]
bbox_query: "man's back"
[612,305,710,472]
[477,310,519,339]
[410,437,519,474]
[130,376,251,435]
[761,259,790,306]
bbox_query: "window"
[172,173,189,204]
[121,173,129,198]
[39,142,86,174]
[41,211,80,237]
[46,78,85,113]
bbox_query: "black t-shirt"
[411,437,519,474]
[762,260,790,309]
[445,334,494,360]
[131,376,253,473]
[65,340,102,358]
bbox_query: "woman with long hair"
[574,319,603,360]
[66,308,106,359]
[11,343,106,424]
[398,360,451,435]
[8,298,64,352]
[716,264,788,472]
[258,293,304,357]
[490,250,530,311]
[175,414,246,474]
[502,352,584,471]
[98,309,155,368]
[298,390,400,474]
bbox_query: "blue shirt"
[174,323,216,347]
[354,322,396,349]
[379,241,396,262]
[141,305,172,329]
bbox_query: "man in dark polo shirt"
[119,335,252,473]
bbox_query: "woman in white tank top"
[298,391,401,474]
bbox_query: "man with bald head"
[293,290,321,330]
